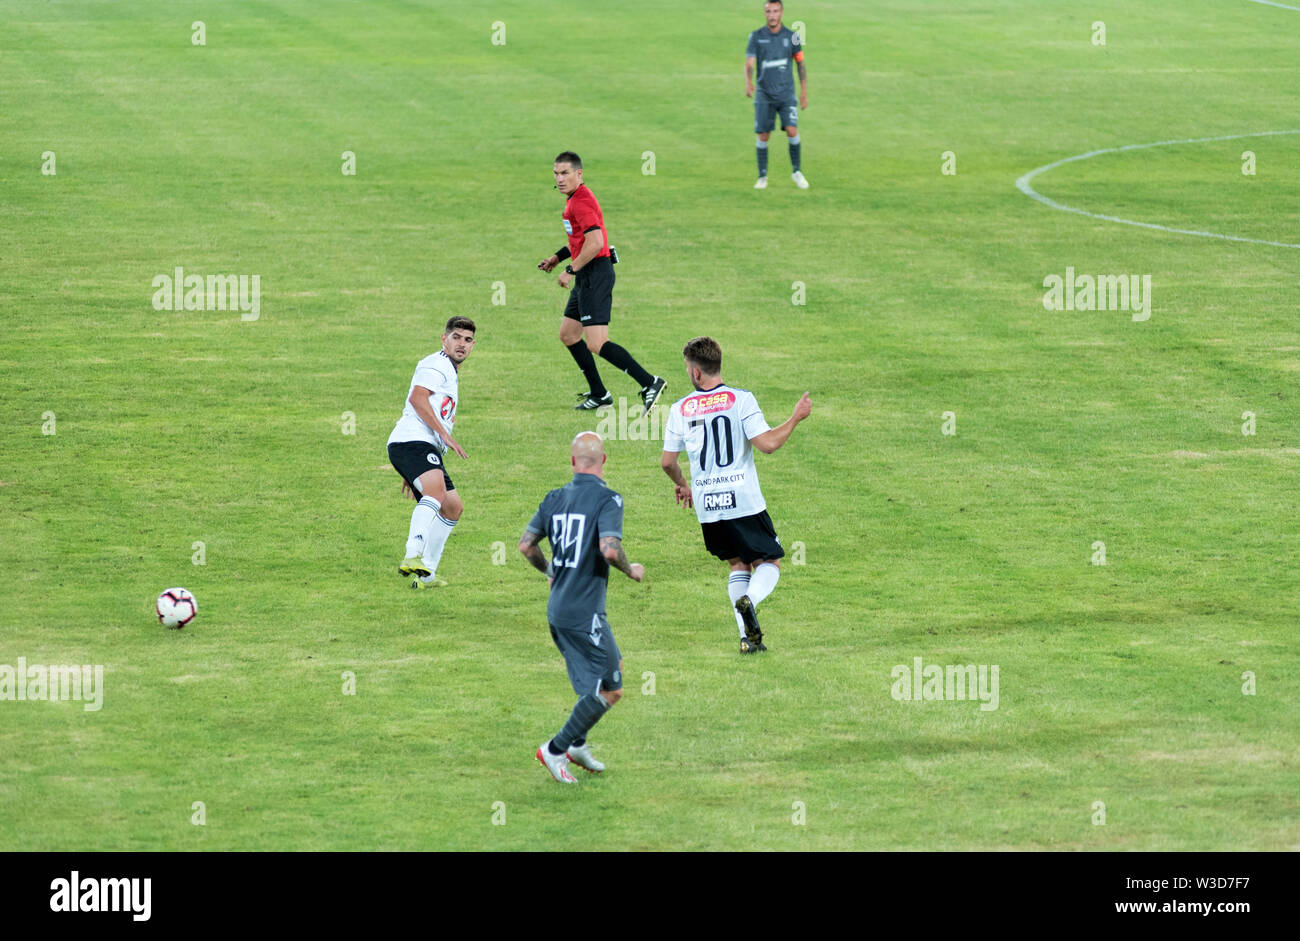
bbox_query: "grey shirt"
[526,473,625,631]
[747,25,801,99]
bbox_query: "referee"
[538,151,667,413]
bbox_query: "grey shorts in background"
[550,615,623,697]
[755,93,798,133]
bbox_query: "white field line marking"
[1246,0,1300,12]
[1015,130,1300,248]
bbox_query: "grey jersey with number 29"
[526,473,625,631]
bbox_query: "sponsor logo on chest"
[681,390,736,417]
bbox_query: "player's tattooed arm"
[600,536,645,582]
[518,530,551,577]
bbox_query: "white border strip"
[1016,130,1300,248]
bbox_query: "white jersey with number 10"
[663,384,772,524]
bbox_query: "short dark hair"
[554,150,583,170]
[682,336,722,375]
[765,0,783,7]
[445,316,476,335]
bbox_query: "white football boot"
[753,176,768,189]
[792,171,810,189]
[536,744,578,783]
[566,743,606,773]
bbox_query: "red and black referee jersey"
[562,184,611,263]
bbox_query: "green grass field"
[2,0,1297,851]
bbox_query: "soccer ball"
[156,588,197,629]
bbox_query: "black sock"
[547,740,565,756]
[566,340,607,398]
[598,342,654,388]
[571,737,585,748]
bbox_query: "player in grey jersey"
[519,432,645,783]
[745,1,809,189]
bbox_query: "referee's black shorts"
[563,255,614,326]
[701,510,784,564]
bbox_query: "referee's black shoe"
[739,637,767,654]
[735,595,763,648]
[640,376,667,415]
[574,391,613,411]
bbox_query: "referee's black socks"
[567,339,608,398]
[597,341,654,389]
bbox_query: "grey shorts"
[755,93,798,133]
[550,615,622,697]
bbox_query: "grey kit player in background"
[661,337,811,653]
[519,432,645,783]
[386,317,476,589]
[745,0,809,189]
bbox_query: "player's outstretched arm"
[751,392,812,454]
[600,535,644,582]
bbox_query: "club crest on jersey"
[439,395,455,421]
[682,390,735,417]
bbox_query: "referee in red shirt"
[538,151,666,413]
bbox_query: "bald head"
[571,431,607,475]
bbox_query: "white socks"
[728,572,751,639]
[747,562,780,606]
[421,511,457,578]
[406,496,440,558]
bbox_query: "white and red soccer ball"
[156,588,197,629]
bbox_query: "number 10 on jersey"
[688,416,735,473]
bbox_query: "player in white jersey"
[661,336,811,653]
[386,317,476,588]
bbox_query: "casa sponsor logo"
[50,871,151,921]
[681,390,735,418]
[0,657,103,712]
[890,656,999,711]
[1041,267,1151,322]
[151,266,261,321]
[702,490,736,511]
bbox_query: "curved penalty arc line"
[1015,129,1300,249]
